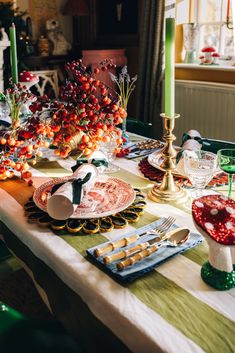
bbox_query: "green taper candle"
[9,23,18,84]
[165,18,175,117]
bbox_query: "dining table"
[0,134,235,353]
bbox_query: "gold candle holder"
[148,113,188,204]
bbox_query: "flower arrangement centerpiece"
[0,59,126,181]
[0,83,53,181]
[110,66,137,143]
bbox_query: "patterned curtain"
[136,0,165,139]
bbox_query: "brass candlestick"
[149,113,188,204]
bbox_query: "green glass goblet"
[217,149,235,198]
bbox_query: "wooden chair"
[201,139,235,153]
[126,118,154,138]
[29,70,59,98]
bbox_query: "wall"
[17,0,72,43]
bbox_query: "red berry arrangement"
[0,59,127,181]
[52,59,125,158]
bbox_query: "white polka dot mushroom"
[19,71,39,89]
[192,195,235,290]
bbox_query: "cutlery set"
[93,217,190,271]
[125,140,164,159]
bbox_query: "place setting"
[24,161,148,234]
[140,132,235,197]
[87,216,203,282]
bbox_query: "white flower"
[109,66,137,111]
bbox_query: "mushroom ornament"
[19,71,39,90]
[199,55,205,64]
[212,52,220,65]
[192,195,235,290]
[201,46,216,64]
[19,71,38,116]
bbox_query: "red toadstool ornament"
[201,46,216,64]
[212,52,220,65]
[19,71,39,89]
[192,194,235,290]
[199,55,205,64]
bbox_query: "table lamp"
[63,0,90,53]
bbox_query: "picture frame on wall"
[96,0,139,46]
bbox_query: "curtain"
[136,0,165,139]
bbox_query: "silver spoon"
[116,228,190,271]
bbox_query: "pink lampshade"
[63,0,90,16]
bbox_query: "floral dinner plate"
[33,175,136,219]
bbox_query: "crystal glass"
[217,149,235,198]
[100,135,120,174]
[121,117,129,144]
[0,101,11,125]
[184,150,217,198]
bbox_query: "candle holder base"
[148,183,189,204]
[148,113,189,205]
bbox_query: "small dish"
[110,215,128,229]
[118,211,140,223]
[83,220,100,234]
[67,219,85,233]
[51,220,67,231]
[99,217,114,233]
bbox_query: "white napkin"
[181,130,202,152]
[47,164,98,220]
[176,130,202,176]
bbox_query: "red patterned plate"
[33,176,135,219]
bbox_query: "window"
[197,0,234,57]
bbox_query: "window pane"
[199,0,222,22]
[224,27,234,56]
[200,25,220,49]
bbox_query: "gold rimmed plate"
[147,147,186,177]
[33,175,136,219]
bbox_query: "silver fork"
[93,216,175,258]
[140,216,176,238]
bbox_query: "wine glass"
[183,150,217,198]
[100,134,120,174]
[217,149,235,198]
